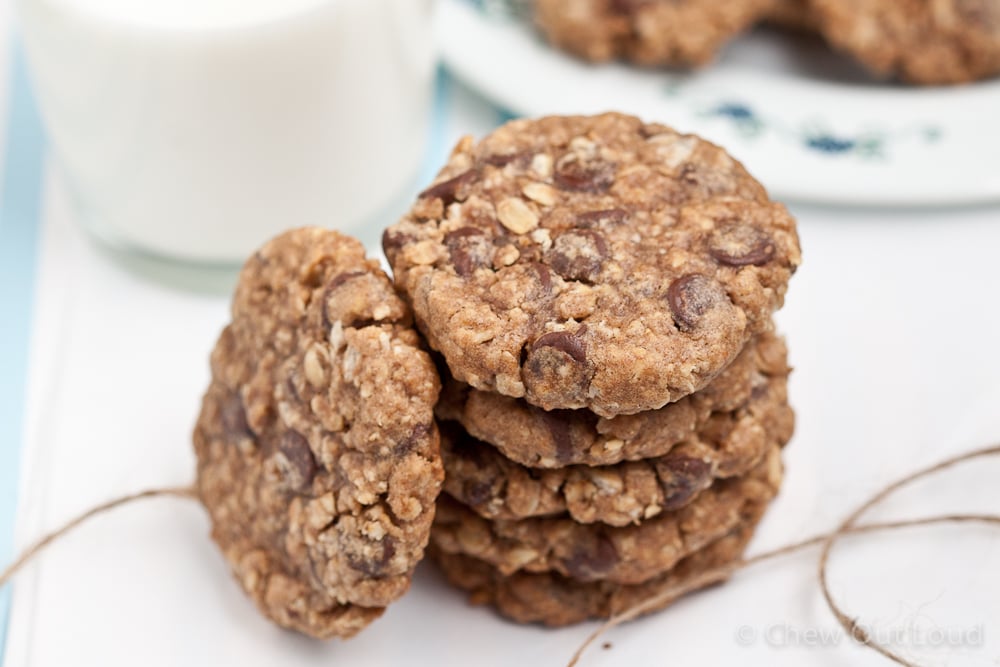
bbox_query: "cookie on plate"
[812,0,1000,84]
[533,0,776,67]
[439,363,792,526]
[384,113,801,418]
[194,228,443,639]
[430,493,769,626]
[431,447,782,584]
[438,331,790,468]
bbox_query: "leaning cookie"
[194,228,443,639]
[438,331,791,468]
[440,366,792,526]
[385,113,801,418]
[534,0,776,67]
[430,500,767,627]
[812,0,1000,84]
[431,447,782,585]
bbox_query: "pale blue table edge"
[0,53,514,661]
[0,38,45,667]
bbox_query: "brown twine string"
[0,486,197,589]
[567,444,1000,667]
[816,444,1000,666]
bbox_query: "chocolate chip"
[464,480,494,507]
[546,230,608,282]
[481,151,528,168]
[709,224,776,267]
[679,163,698,184]
[419,169,478,206]
[577,208,629,228]
[446,227,485,240]
[655,455,712,511]
[346,536,397,577]
[328,270,366,290]
[220,393,252,439]
[535,408,577,463]
[564,534,619,580]
[524,327,593,407]
[667,274,729,331]
[750,375,769,401]
[278,430,317,490]
[532,330,586,363]
[609,0,652,14]
[554,154,616,193]
[382,229,414,258]
[525,262,552,292]
[445,226,493,278]
[394,423,430,456]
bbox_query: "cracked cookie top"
[194,228,442,639]
[385,113,801,418]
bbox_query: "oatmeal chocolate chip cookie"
[431,447,782,585]
[430,503,766,627]
[194,228,443,639]
[438,331,790,468]
[533,0,776,67]
[812,0,1000,84]
[384,114,801,418]
[440,365,792,527]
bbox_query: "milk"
[20,0,435,263]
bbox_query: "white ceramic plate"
[436,0,1000,206]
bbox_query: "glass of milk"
[19,0,436,264]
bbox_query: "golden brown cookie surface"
[813,0,1000,84]
[438,344,792,526]
[429,497,770,627]
[431,447,782,585]
[438,331,791,468]
[385,114,801,418]
[194,228,443,639]
[534,0,777,67]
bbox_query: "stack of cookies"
[384,113,802,625]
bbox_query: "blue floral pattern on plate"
[700,100,942,160]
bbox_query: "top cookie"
[812,0,1000,84]
[385,113,801,418]
[194,228,442,639]
[534,0,776,67]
